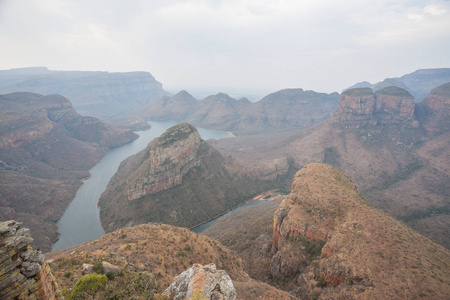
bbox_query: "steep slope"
[0,92,137,251]
[204,196,285,283]
[46,223,296,300]
[206,165,450,299]
[0,67,169,119]
[139,89,339,135]
[211,86,450,248]
[347,68,450,102]
[99,123,293,233]
[270,164,450,299]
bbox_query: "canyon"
[99,123,294,233]
[0,92,137,251]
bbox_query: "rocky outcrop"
[99,123,293,232]
[336,87,417,128]
[140,89,339,134]
[164,264,236,300]
[126,123,212,201]
[0,92,137,251]
[269,164,450,299]
[0,67,169,119]
[418,82,450,134]
[0,220,59,299]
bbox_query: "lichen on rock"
[164,263,236,300]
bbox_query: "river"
[52,121,231,251]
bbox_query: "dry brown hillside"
[206,164,450,299]
[46,223,296,300]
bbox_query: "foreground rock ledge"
[0,220,59,300]
[164,263,236,300]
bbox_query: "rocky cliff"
[99,123,293,232]
[139,89,339,135]
[417,82,450,134]
[0,92,137,251]
[0,67,169,119]
[0,220,59,299]
[270,164,450,299]
[337,86,417,128]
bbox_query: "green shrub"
[106,271,115,281]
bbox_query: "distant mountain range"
[346,68,450,102]
[0,67,169,119]
[137,88,339,135]
[212,83,450,248]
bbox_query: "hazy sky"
[1,0,449,95]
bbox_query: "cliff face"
[99,123,293,233]
[337,87,417,128]
[0,92,137,251]
[140,89,339,135]
[125,123,212,201]
[0,67,169,119]
[0,220,59,300]
[417,82,450,134]
[270,164,450,299]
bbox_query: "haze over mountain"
[347,68,450,102]
[0,92,137,251]
[211,84,450,248]
[137,88,339,135]
[0,67,169,119]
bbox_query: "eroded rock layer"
[337,86,417,128]
[0,220,59,300]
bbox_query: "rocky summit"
[99,123,293,232]
[336,86,417,128]
[270,164,449,299]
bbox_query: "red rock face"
[338,94,375,115]
[336,87,416,128]
[375,94,415,118]
[125,123,211,201]
[0,121,54,149]
[420,82,450,133]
